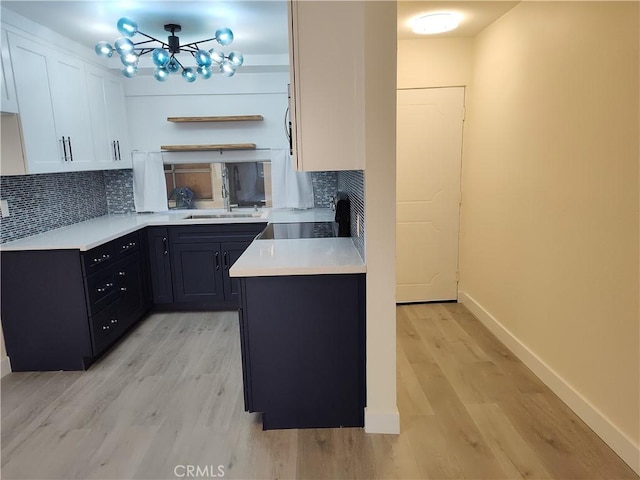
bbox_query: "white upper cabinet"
[1,28,19,113]
[48,52,94,169]
[7,32,62,173]
[85,64,132,169]
[8,32,96,173]
[104,77,131,168]
[288,1,365,172]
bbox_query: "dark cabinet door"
[116,255,144,329]
[221,241,251,302]
[171,242,225,304]
[147,227,173,304]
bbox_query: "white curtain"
[132,152,168,212]
[270,148,314,209]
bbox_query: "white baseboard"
[458,291,640,475]
[1,355,11,378]
[364,407,400,434]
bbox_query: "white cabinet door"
[1,29,19,113]
[103,76,131,168]
[49,53,94,170]
[85,64,116,169]
[85,64,131,169]
[7,32,62,173]
[288,1,365,172]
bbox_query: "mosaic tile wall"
[310,171,338,208]
[104,169,135,214]
[0,167,358,244]
[337,170,365,260]
[0,171,108,244]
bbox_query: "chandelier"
[95,17,244,82]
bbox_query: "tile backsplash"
[311,171,338,208]
[0,168,364,250]
[0,171,108,243]
[337,170,365,261]
[104,169,135,214]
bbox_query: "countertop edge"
[229,265,367,277]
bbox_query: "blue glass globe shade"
[195,50,212,67]
[208,49,225,64]
[220,60,236,77]
[120,53,138,66]
[197,65,213,79]
[152,48,170,67]
[154,67,170,82]
[228,51,244,67]
[114,37,135,56]
[182,67,197,83]
[215,28,234,46]
[95,41,113,58]
[121,64,138,78]
[117,17,138,37]
[166,58,180,73]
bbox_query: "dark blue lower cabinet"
[239,274,366,430]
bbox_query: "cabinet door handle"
[112,141,117,161]
[120,287,127,292]
[215,251,220,271]
[223,251,229,270]
[162,236,168,256]
[67,137,73,161]
[116,140,121,161]
[60,137,68,161]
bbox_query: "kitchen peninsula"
[230,234,366,430]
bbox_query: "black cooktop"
[258,222,338,240]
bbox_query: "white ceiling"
[1,1,519,59]
[1,1,290,56]
[398,1,518,39]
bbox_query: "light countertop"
[0,208,365,276]
[230,238,366,277]
[0,208,337,252]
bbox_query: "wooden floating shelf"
[160,143,257,152]
[167,115,264,123]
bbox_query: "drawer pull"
[102,325,110,331]
[120,287,127,292]
[92,253,111,265]
[162,236,168,256]
[118,271,126,276]
[97,282,114,293]
[110,319,118,324]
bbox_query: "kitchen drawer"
[85,266,119,315]
[89,301,120,355]
[170,223,267,244]
[114,231,139,259]
[81,242,115,276]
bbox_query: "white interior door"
[396,87,465,303]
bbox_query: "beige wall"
[398,37,473,89]
[459,0,639,458]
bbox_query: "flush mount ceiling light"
[95,17,243,82]
[411,13,461,35]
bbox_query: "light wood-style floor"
[1,304,637,479]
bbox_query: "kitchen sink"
[187,212,265,219]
